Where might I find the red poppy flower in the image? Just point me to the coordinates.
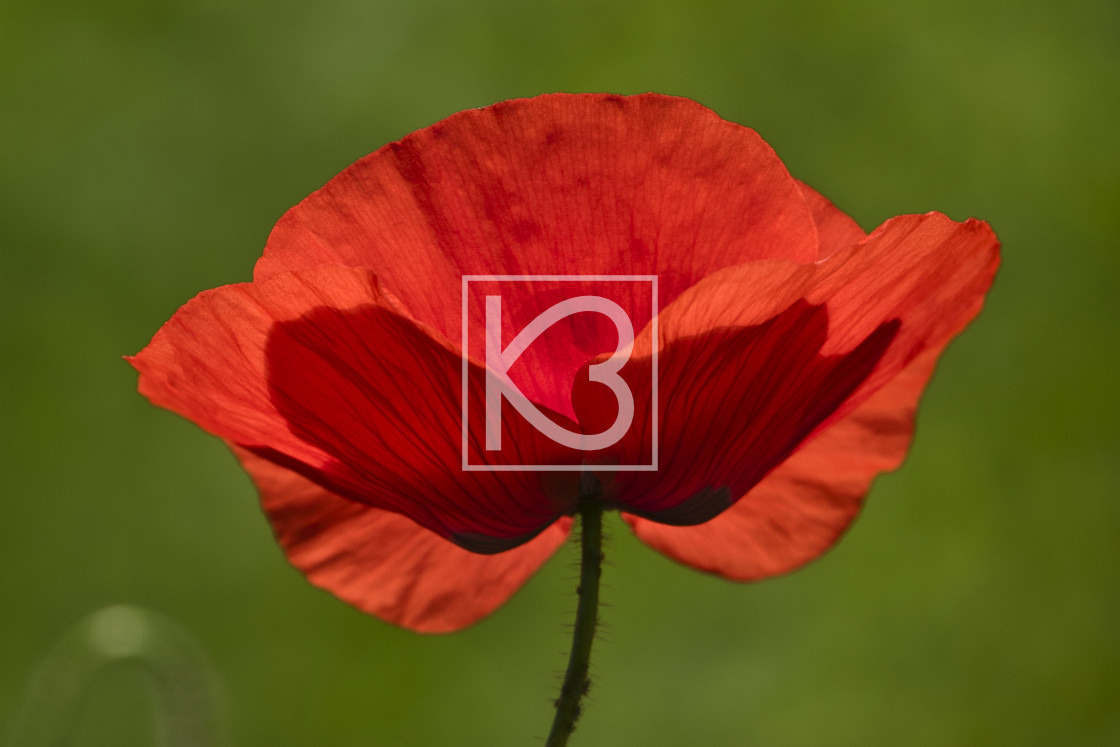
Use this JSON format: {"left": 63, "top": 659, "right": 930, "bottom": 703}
{"left": 130, "top": 93, "right": 999, "bottom": 633}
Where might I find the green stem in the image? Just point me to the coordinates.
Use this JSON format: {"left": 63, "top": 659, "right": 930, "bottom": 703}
{"left": 546, "top": 498, "right": 604, "bottom": 747}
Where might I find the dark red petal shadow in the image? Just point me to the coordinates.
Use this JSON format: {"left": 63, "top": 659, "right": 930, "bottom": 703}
{"left": 254, "top": 93, "right": 819, "bottom": 418}
{"left": 624, "top": 345, "right": 941, "bottom": 579}
{"left": 575, "top": 302, "right": 898, "bottom": 521}
{"left": 130, "top": 264, "right": 579, "bottom": 552}
{"left": 233, "top": 448, "right": 572, "bottom": 632}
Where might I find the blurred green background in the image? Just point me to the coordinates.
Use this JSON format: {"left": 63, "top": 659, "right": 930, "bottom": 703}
{"left": 2, "top": 0, "right": 1117, "bottom": 744}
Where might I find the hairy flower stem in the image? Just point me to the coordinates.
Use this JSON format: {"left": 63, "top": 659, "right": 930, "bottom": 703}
{"left": 545, "top": 497, "right": 604, "bottom": 747}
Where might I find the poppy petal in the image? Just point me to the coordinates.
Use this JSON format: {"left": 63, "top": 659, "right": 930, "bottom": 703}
{"left": 253, "top": 93, "right": 819, "bottom": 417}
{"left": 795, "top": 179, "right": 867, "bottom": 257}
{"left": 575, "top": 300, "right": 898, "bottom": 520}
{"left": 573, "top": 212, "right": 998, "bottom": 527}
{"left": 233, "top": 448, "right": 572, "bottom": 632}
{"left": 130, "top": 264, "right": 575, "bottom": 550}
{"left": 622, "top": 345, "right": 939, "bottom": 579}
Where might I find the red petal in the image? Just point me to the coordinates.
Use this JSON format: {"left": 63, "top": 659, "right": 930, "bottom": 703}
{"left": 130, "top": 264, "right": 576, "bottom": 550}
{"left": 254, "top": 93, "right": 818, "bottom": 416}
{"left": 623, "top": 345, "right": 940, "bottom": 579}
{"left": 575, "top": 300, "right": 897, "bottom": 521}
{"left": 573, "top": 212, "right": 998, "bottom": 529}
{"left": 233, "top": 448, "right": 571, "bottom": 632}
{"left": 795, "top": 179, "right": 866, "bottom": 257}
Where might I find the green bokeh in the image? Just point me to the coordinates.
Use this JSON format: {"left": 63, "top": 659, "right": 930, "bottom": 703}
{"left": 2, "top": 0, "right": 1117, "bottom": 744}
